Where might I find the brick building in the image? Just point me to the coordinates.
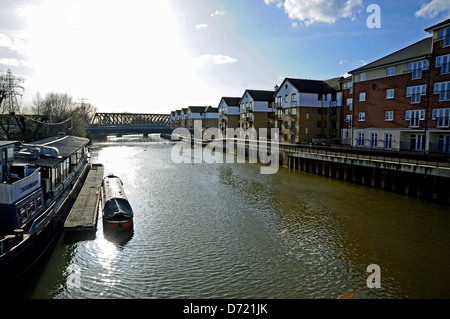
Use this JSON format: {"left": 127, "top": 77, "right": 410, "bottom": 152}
{"left": 348, "top": 18, "right": 450, "bottom": 153}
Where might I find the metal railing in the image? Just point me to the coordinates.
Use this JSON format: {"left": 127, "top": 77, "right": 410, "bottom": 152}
{"left": 279, "top": 142, "right": 450, "bottom": 168}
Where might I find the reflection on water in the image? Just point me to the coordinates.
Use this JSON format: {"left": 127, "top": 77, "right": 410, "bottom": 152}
{"left": 7, "top": 134, "right": 450, "bottom": 299}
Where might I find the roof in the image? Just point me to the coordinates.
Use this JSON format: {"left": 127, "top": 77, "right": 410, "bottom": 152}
{"left": 30, "top": 135, "right": 89, "bottom": 158}
{"left": 14, "top": 135, "right": 89, "bottom": 168}
{"left": 244, "top": 90, "right": 275, "bottom": 102}
{"left": 425, "top": 18, "right": 450, "bottom": 32}
{"left": 188, "top": 106, "right": 207, "bottom": 113}
{"left": 349, "top": 37, "right": 432, "bottom": 74}
{"left": 222, "top": 97, "right": 241, "bottom": 106}
{"left": 278, "top": 77, "right": 342, "bottom": 95}
{"left": 0, "top": 141, "right": 19, "bottom": 148}
{"left": 204, "top": 106, "right": 218, "bottom": 113}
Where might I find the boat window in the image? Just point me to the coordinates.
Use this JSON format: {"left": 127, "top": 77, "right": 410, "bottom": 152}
{"left": 29, "top": 200, "right": 35, "bottom": 213}
{"left": 19, "top": 206, "right": 27, "bottom": 219}
{"left": 36, "top": 195, "right": 43, "bottom": 208}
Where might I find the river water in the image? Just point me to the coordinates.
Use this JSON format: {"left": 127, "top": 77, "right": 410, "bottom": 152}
{"left": 12, "top": 135, "right": 450, "bottom": 298}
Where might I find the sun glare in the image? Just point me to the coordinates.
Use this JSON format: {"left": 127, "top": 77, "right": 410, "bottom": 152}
{"left": 19, "top": 0, "right": 218, "bottom": 113}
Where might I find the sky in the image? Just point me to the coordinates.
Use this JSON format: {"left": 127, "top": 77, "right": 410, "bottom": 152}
{"left": 1, "top": 0, "right": 450, "bottom": 114}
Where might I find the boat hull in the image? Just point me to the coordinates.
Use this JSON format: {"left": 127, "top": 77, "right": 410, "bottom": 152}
{"left": 0, "top": 161, "right": 90, "bottom": 280}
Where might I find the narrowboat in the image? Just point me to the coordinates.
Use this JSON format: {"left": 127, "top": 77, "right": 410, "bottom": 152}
{"left": 0, "top": 135, "right": 91, "bottom": 279}
{"left": 101, "top": 174, "right": 133, "bottom": 230}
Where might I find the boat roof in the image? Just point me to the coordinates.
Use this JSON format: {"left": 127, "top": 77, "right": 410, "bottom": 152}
{"left": 14, "top": 135, "right": 90, "bottom": 168}
{"left": 0, "top": 141, "right": 19, "bottom": 148}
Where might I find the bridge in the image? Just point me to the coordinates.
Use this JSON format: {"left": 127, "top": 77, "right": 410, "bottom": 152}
{"left": 86, "top": 112, "right": 190, "bottom": 136}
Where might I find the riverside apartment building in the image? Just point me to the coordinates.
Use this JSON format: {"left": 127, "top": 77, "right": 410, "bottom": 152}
{"left": 274, "top": 77, "right": 343, "bottom": 144}
{"left": 349, "top": 18, "right": 450, "bottom": 154}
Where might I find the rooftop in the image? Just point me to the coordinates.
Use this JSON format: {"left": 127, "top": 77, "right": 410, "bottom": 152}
{"left": 349, "top": 37, "right": 432, "bottom": 74}
{"left": 244, "top": 90, "right": 275, "bottom": 102}
{"left": 425, "top": 18, "right": 450, "bottom": 32}
{"left": 222, "top": 97, "right": 241, "bottom": 106}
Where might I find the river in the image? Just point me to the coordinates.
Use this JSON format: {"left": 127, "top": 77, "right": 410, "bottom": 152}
{"left": 10, "top": 135, "right": 450, "bottom": 299}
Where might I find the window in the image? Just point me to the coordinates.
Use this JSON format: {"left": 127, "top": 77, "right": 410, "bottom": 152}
{"left": 291, "top": 108, "right": 297, "bottom": 115}
{"left": 371, "top": 133, "right": 378, "bottom": 148}
{"left": 285, "top": 95, "right": 289, "bottom": 103}
{"left": 408, "top": 60, "right": 428, "bottom": 79}
{"left": 432, "top": 108, "right": 450, "bottom": 127}
{"left": 284, "top": 121, "right": 288, "bottom": 129}
{"left": 438, "top": 27, "right": 450, "bottom": 47}
{"left": 434, "top": 81, "right": 450, "bottom": 101}
{"left": 291, "top": 121, "right": 296, "bottom": 129}
{"left": 291, "top": 134, "right": 296, "bottom": 144}
{"left": 386, "top": 89, "right": 394, "bottom": 99}
{"left": 408, "top": 60, "right": 428, "bottom": 80}
{"left": 291, "top": 93, "right": 297, "bottom": 102}
{"left": 358, "top": 133, "right": 365, "bottom": 147}
{"left": 360, "top": 73, "right": 366, "bottom": 81}
{"left": 384, "top": 133, "right": 392, "bottom": 149}
{"left": 405, "top": 109, "right": 425, "bottom": 128}
{"left": 436, "top": 54, "right": 450, "bottom": 74}
{"left": 385, "top": 111, "right": 394, "bottom": 121}
{"left": 359, "top": 112, "right": 366, "bottom": 121}
{"left": 410, "top": 134, "right": 424, "bottom": 151}
{"left": 438, "top": 135, "right": 450, "bottom": 153}
{"left": 347, "top": 98, "right": 353, "bottom": 110}
{"left": 387, "top": 67, "right": 395, "bottom": 77}
{"left": 317, "top": 121, "right": 322, "bottom": 128}
{"left": 406, "top": 85, "right": 427, "bottom": 103}
{"left": 347, "top": 82, "right": 353, "bottom": 94}
{"left": 359, "top": 92, "right": 366, "bottom": 102}
{"left": 346, "top": 115, "right": 353, "bottom": 128}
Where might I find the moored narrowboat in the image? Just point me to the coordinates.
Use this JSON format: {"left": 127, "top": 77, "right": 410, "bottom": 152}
{"left": 101, "top": 174, "right": 133, "bottom": 230}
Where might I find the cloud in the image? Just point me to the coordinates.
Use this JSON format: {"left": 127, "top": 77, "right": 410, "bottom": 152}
{"left": 339, "top": 59, "right": 347, "bottom": 65}
{"left": 0, "top": 58, "right": 20, "bottom": 66}
{"left": 211, "top": 10, "right": 225, "bottom": 17}
{"left": 264, "top": 0, "right": 364, "bottom": 25}
{"left": 359, "top": 59, "right": 367, "bottom": 66}
{"left": 195, "top": 23, "right": 208, "bottom": 29}
{"left": 196, "top": 54, "right": 238, "bottom": 66}
{"left": 415, "top": 0, "right": 450, "bottom": 19}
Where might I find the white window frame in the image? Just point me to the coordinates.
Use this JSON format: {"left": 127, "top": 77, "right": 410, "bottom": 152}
{"left": 438, "top": 27, "right": 450, "bottom": 47}
{"left": 359, "top": 92, "right": 366, "bottom": 102}
{"left": 436, "top": 54, "right": 450, "bottom": 74}
{"left": 408, "top": 60, "right": 428, "bottom": 80}
{"left": 386, "top": 89, "right": 394, "bottom": 99}
{"left": 346, "top": 115, "right": 353, "bottom": 128}
{"left": 406, "top": 85, "right": 427, "bottom": 104}
{"left": 432, "top": 108, "right": 450, "bottom": 128}
{"left": 360, "top": 73, "right": 366, "bottom": 82}
{"left": 371, "top": 133, "right": 378, "bottom": 148}
{"left": 385, "top": 111, "right": 394, "bottom": 121}
{"left": 347, "top": 98, "right": 353, "bottom": 107}
{"left": 291, "top": 108, "right": 297, "bottom": 116}
{"left": 405, "top": 109, "right": 425, "bottom": 128}
{"left": 434, "top": 81, "right": 450, "bottom": 101}
{"left": 384, "top": 133, "right": 392, "bottom": 149}
{"left": 358, "top": 112, "right": 366, "bottom": 122}
{"left": 387, "top": 67, "right": 395, "bottom": 77}
{"left": 357, "top": 133, "right": 365, "bottom": 147}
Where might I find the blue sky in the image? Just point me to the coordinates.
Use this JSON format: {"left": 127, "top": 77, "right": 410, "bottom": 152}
{"left": 1, "top": 0, "right": 450, "bottom": 114}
